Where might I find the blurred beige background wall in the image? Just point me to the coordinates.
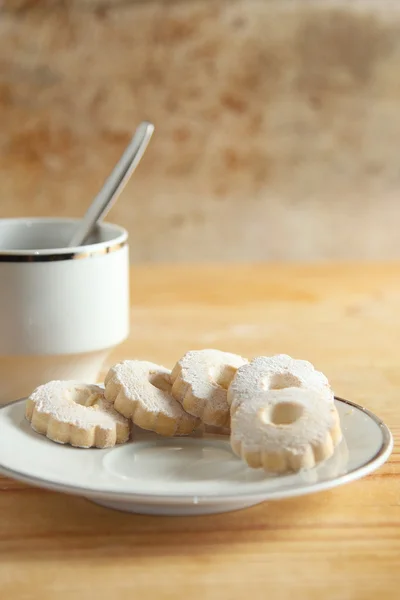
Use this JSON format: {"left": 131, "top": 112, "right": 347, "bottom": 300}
{"left": 1, "top": 0, "right": 400, "bottom": 261}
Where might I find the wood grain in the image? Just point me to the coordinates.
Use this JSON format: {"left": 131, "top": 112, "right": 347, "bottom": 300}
{"left": 1, "top": 264, "right": 399, "bottom": 599}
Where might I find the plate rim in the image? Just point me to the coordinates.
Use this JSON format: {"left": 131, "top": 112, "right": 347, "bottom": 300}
{"left": 0, "top": 396, "right": 393, "bottom": 506}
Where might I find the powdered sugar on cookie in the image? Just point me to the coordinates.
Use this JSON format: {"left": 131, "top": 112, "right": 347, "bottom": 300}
{"left": 171, "top": 349, "right": 247, "bottom": 427}
{"left": 25, "top": 381, "right": 130, "bottom": 448}
{"left": 228, "top": 354, "right": 333, "bottom": 412}
{"left": 105, "top": 360, "right": 199, "bottom": 436}
{"left": 230, "top": 387, "right": 342, "bottom": 473}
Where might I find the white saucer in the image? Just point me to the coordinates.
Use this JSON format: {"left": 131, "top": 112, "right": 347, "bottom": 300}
{"left": 0, "top": 398, "right": 392, "bottom": 516}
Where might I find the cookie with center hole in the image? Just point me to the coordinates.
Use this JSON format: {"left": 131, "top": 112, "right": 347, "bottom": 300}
{"left": 230, "top": 387, "right": 342, "bottom": 474}
{"left": 170, "top": 349, "right": 248, "bottom": 428}
{"left": 105, "top": 360, "right": 199, "bottom": 436}
{"left": 25, "top": 381, "right": 130, "bottom": 448}
{"left": 228, "top": 354, "right": 333, "bottom": 414}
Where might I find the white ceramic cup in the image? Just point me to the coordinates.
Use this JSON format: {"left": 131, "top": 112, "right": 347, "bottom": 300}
{"left": 0, "top": 218, "right": 129, "bottom": 404}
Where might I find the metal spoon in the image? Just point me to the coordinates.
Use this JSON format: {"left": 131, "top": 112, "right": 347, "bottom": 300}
{"left": 68, "top": 121, "right": 154, "bottom": 247}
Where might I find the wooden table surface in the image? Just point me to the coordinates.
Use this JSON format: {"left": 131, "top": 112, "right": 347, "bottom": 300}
{"left": 1, "top": 264, "right": 399, "bottom": 599}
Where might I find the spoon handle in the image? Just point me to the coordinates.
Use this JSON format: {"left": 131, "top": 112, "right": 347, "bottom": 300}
{"left": 68, "top": 121, "right": 154, "bottom": 248}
